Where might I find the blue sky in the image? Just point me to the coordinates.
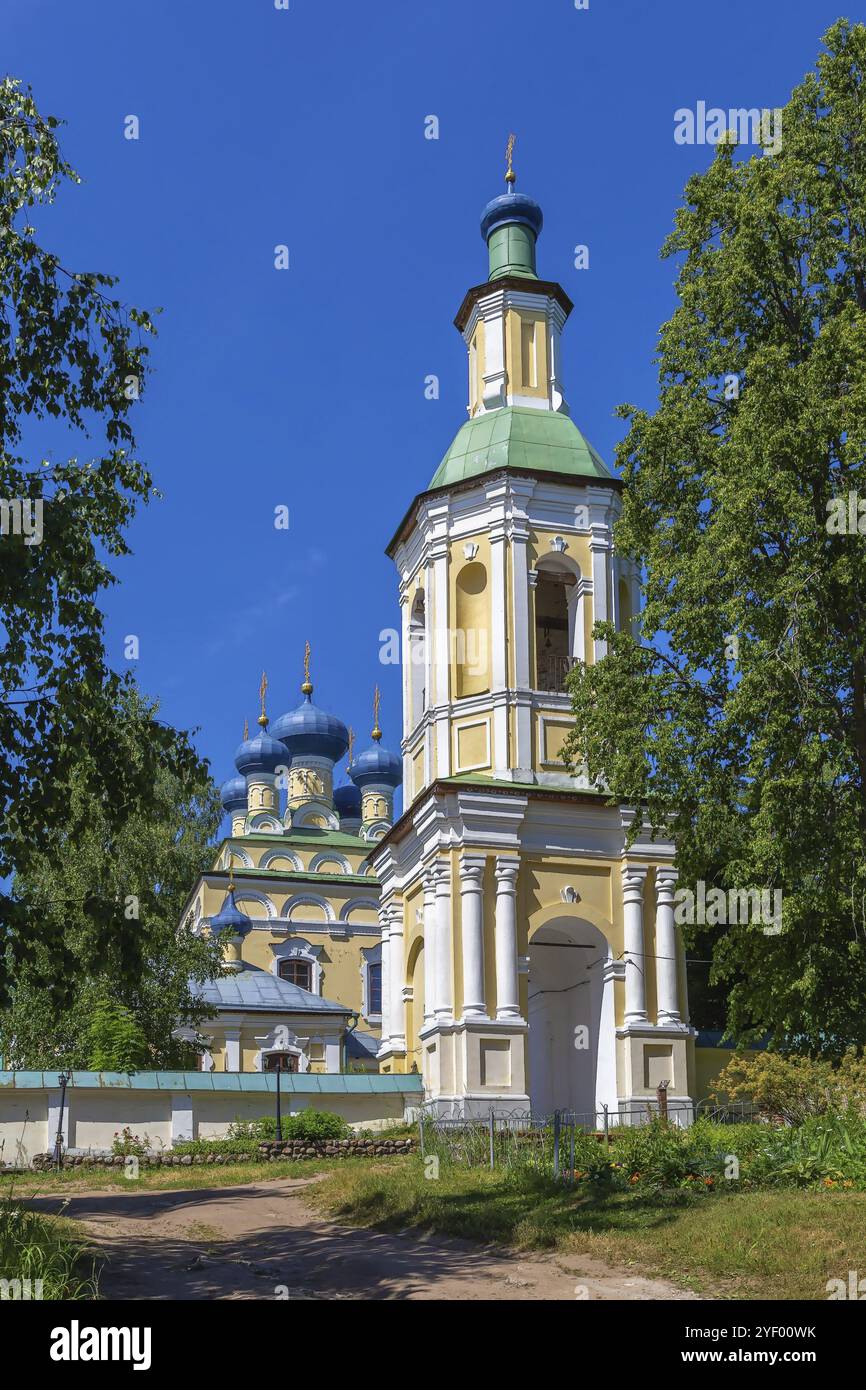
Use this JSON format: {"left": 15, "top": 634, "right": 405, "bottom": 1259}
{"left": 4, "top": 0, "right": 848, "bottom": 818}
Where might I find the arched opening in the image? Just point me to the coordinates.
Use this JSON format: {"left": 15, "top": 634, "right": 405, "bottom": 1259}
{"left": 535, "top": 567, "right": 575, "bottom": 692}
{"left": 527, "top": 917, "right": 614, "bottom": 1118}
{"left": 409, "top": 589, "right": 426, "bottom": 726}
{"left": 455, "top": 562, "right": 489, "bottom": 698}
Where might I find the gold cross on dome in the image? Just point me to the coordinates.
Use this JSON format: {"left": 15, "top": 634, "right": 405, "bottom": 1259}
{"left": 258, "top": 670, "right": 268, "bottom": 726}
{"left": 505, "top": 132, "right": 516, "bottom": 185}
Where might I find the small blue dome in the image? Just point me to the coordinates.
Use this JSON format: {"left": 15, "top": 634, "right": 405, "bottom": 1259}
{"left": 233, "top": 725, "right": 289, "bottom": 777}
{"left": 210, "top": 885, "right": 250, "bottom": 935}
{"left": 480, "top": 191, "right": 543, "bottom": 242}
{"left": 219, "top": 774, "right": 247, "bottom": 814}
{"left": 271, "top": 693, "right": 349, "bottom": 764}
{"left": 349, "top": 741, "right": 403, "bottom": 790}
{"left": 334, "top": 783, "right": 362, "bottom": 820}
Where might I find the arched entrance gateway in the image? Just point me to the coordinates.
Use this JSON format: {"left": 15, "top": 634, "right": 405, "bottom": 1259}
{"left": 527, "top": 916, "right": 619, "bottom": 1119}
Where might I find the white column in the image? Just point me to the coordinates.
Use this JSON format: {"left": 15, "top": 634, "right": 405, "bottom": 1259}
{"left": 224, "top": 1029, "right": 241, "bottom": 1072}
{"left": 378, "top": 908, "right": 391, "bottom": 1052}
{"left": 494, "top": 856, "right": 521, "bottom": 1020}
{"left": 459, "top": 853, "right": 487, "bottom": 1019}
{"left": 590, "top": 530, "right": 610, "bottom": 662}
{"left": 434, "top": 859, "right": 454, "bottom": 1022}
{"left": 622, "top": 864, "right": 648, "bottom": 1024}
{"left": 388, "top": 902, "right": 407, "bottom": 1050}
{"left": 655, "top": 868, "right": 682, "bottom": 1026}
{"left": 422, "top": 867, "right": 437, "bottom": 1023}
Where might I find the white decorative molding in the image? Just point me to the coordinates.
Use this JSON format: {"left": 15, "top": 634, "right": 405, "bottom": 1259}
{"left": 281, "top": 893, "right": 336, "bottom": 924}
{"left": 560, "top": 886, "right": 580, "bottom": 904}
{"left": 462, "top": 541, "right": 479, "bottom": 560}
{"left": 550, "top": 535, "right": 568, "bottom": 553}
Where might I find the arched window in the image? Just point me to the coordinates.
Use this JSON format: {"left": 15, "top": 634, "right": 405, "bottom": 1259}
{"left": 278, "top": 958, "right": 312, "bottom": 992}
{"left": 263, "top": 1052, "right": 298, "bottom": 1073}
{"left": 455, "top": 562, "right": 489, "bottom": 698}
{"left": 535, "top": 568, "right": 575, "bottom": 691}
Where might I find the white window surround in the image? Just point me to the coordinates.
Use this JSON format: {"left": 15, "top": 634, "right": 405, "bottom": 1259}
{"left": 339, "top": 897, "right": 381, "bottom": 924}
{"left": 360, "top": 944, "right": 383, "bottom": 1023}
{"left": 269, "top": 938, "right": 323, "bottom": 994}
{"left": 253, "top": 1026, "right": 311, "bottom": 1073}
{"left": 260, "top": 849, "right": 304, "bottom": 872}
{"left": 308, "top": 851, "right": 352, "bottom": 875}
{"left": 281, "top": 893, "right": 336, "bottom": 924}
{"left": 233, "top": 890, "right": 279, "bottom": 919}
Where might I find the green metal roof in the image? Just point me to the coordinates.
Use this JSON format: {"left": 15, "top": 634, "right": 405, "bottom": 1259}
{"left": 0, "top": 1070, "right": 423, "bottom": 1094}
{"left": 429, "top": 406, "right": 611, "bottom": 489}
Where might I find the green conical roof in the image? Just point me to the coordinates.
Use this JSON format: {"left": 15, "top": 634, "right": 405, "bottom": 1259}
{"left": 429, "top": 406, "right": 611, "bottom": 490}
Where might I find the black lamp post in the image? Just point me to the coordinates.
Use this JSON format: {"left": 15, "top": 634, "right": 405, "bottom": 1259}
{"left": 274, "top": 1055, "right": 285, "bottom": 1143}
{"left": 53, "top": 1070, "right": 71, "bottom": 1170}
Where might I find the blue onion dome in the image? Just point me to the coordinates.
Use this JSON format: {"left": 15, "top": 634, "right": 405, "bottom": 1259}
{"left": 271, "top": 686, "right": 349, "bottom": 765}
{"left": 334, "top": 782, "right": 362, "bottom": 820}
{"left": 349, "top": 729, "right": 403, "bottom": 790}
{"left": 233, "top": 719, "right": 289, "bottom": 777}
{"left": 219, "top": 773, "right": 247, "bottom": 814}
{"left": 480, "top": 189, "right": 543, "bottom": 242}
{"left": 210, "top": 880, "right": 250, "bottom": 935}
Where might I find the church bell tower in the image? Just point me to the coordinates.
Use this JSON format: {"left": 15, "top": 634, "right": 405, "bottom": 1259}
{"left": 371, "top": 147, "right": 693, "bottom": 1119}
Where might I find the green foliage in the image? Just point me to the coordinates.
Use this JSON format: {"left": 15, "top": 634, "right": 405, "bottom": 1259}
{"left": 0, "top": 687, "right": 223, "bottom": 1068}
{"left": 110, "top": 1127, "right": 151, "bottom": 1158}
{"left": 711, "top": 1048, "right": 866, "bottom": 1123}
{"left": 0, "top": 1193, "right": 99, "bottom": 1299}
{"left": 0, "top": 77, "right": 213, "bottom": 1007}
{"left": 229, "top": 1110, "right": 349, "bottom": 1142}
{"left": 173, "top": 1111, "right": 350, "bottom": 1156}
{"left": 86, "top": 997, "right": 149, "bottom": 1072}
{"left": 563, "top": 21, "right": 866, "bottom": 1052}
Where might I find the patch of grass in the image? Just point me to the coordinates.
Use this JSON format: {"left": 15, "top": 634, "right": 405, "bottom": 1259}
{"left": 310, "top": 1156, "right": 866, "bottom": 1300}
{"left": 0, "top": 1191, "right": 99, "bottom": 1299}
{"left": 0, "top": 1156, "right": 373, "bottom": 1198}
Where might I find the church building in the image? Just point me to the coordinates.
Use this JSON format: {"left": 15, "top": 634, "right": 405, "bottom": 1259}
{"left": 183, "top": 161, "right": 701, "bottom": 1119}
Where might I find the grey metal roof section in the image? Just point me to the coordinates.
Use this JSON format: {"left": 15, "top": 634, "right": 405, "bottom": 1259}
{"left": 345, "top": 1030, "right": 380, "bottom": 1060}
{"left": 194, "top": 964, "right": 350, "bottom": 1015}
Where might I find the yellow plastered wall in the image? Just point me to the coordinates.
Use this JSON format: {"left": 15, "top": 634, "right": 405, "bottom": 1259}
{"left": 453, "top": 716, "right": 491, "bottom": 774}
{"left": 505, "top": 309, "right": 548, "bottom": 399}
{"left": 695, "top": 1047, "right": 735, "bottom": 1099}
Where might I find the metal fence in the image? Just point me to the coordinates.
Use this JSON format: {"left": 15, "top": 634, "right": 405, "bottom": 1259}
{"left": 417, "top": 1098, "right": 759, "bottom": 1181}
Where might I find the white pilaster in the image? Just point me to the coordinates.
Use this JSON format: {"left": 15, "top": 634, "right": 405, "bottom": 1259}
{"left": 387, "top": 902, "right": 407, "bottom": 1050}
{"left": 621, "top": 864, "right": 648, "bottom": 1024}
{"left": 489, "top": 522, "right": 509, "bottom": 765}
{"left": 655, "top": 868, "right": 682, "bottom": 1026}
{"left": 378, "top": 908, "right": 391, "bottom": 1050}
{"left": 224, "top": 1029, "right": 241, "bottom": 1072}
{"left": 422, "top": 867, "right": 437, "bottom": 1022}
{"left": 459, "top": 854, "right": 487, "bottom": 1019}
{"left": 171, "top": 1092, "right": 194, "bottom": 1144}
{"left": 590, "top": 529, "right": 610, "bottom": 662}
{"left": 494, "top": 856, "right": 521, "bottom": 1020}
{"left": 434, "top": 859, "right": 454, "bottom": 1022}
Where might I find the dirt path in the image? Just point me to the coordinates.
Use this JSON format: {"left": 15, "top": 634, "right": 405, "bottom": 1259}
{"left": 29, "top": 1177, "right": 699, "bottom": 1301}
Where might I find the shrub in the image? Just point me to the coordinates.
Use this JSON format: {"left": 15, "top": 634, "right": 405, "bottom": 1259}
{"left": 710, "top": 1049, "right": 866, "bottom": 1124}
{"left": 111, "top": 1127, "right": 150, "bottom": 1157}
